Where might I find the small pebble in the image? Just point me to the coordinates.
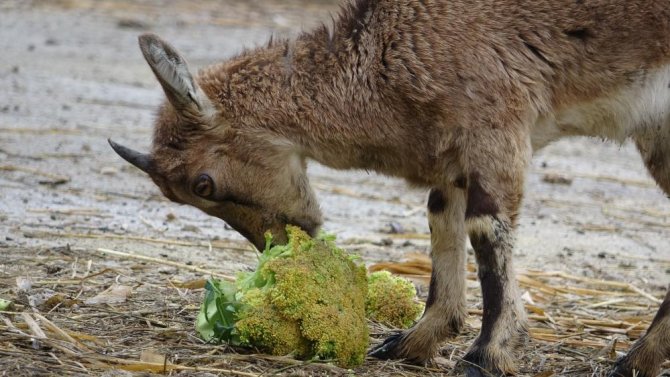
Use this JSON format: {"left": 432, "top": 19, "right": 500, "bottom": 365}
{"left": 543, "top": 173, "right": 573, "bottom": 185}
{"left": 182, "top": 224, "right": 201, "bottom": 233}
{"left": 386, "top": 221, "right": 404, "bottom": 234}
{"left": 100, "top": 166, "right": 118, "bottom": 175}
{"left": 379, "top": 238, "right": 393, "bottom": 246}
{"left": 44, "top": 265, "right": 63, "bottom": 274}
{"left": 117, "top": 18, "right": 150, "bottom": 30}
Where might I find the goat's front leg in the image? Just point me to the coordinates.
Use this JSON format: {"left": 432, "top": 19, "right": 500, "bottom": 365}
{"left": 460, "top": 128, "right": 531, "bottom": 376}
{"left": 370, "top": 184, "right": 468, "bottom": 362}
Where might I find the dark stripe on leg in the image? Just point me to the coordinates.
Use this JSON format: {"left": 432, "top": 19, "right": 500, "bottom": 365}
{"left": 465, "top": 173, "right": 499, "bottom": 219}
{"left": 454, "top": 175, "right": 467, "bottom": 190}
{"left": 428, "top": 188, "right": 447, "bottom": 214}
{"left": 470, "top": 232, "right": 505, "bottom": 344}
{"left": 425, "top": 269, "right": 438, "bottom": 309}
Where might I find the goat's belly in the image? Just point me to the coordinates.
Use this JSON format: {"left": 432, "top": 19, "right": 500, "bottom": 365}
{"left": 532, "top": 65, "right": 670, "bottom": 151}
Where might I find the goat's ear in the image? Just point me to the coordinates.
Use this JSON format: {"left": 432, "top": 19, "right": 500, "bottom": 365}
{"left": 138, "top": 33, "right": 201, "bottom": 111}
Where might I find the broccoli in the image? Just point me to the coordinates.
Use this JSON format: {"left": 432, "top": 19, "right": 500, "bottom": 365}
{"left": 196, "top": 226, "right": 369, "bottom": 368}
{"left": 366, "top": 270, "right": 424, "bottom": 329}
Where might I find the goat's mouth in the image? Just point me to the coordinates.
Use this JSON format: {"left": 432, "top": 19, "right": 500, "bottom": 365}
{"left": 286, "top": 217, "right": 321, "bottom": 238}
{"left": 231, "top": 224, "right": 268, "bottom": 252}
{"left": 253, "top": 216, "right": 321, "bottom": 251}
{"left": 205, "top": 203, "right": 321, "bottom": 252}
{"left": 245, "top": 217, "right": 322, "bottom": 252}
{"left": 206, "top": 205, "right": 321, "bottom": 252}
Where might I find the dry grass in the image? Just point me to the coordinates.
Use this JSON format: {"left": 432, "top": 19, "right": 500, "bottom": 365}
{"left": 1, "top": 243, "right": 668, "bottom": 377}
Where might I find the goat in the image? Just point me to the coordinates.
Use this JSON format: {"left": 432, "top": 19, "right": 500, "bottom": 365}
{"left": 109, "top": 0, "right": 670, "bottom": 375}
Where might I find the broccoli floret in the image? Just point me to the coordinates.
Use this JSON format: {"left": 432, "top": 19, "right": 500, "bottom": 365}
{"left": 235, "top": 288, "right": 310, "bottom": 357}
{"left": 196, "top": 226, "right": 369, "bottom": 367}
{"left": 268, "top": 234, "right": 368, "bottom": 367}
{"left": 366, "top": 270, "right": 424, "bottom": 329}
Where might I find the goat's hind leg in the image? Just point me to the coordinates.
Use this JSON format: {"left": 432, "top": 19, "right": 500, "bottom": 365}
{"left": 369, "top": 185, "right": 468, "bottom": 363}
{"left": 609, "top": 129, "right": 670, "bottom": 377}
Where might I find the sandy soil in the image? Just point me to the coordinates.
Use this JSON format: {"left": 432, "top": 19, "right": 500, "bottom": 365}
{"left": 1, "top": 1, "right": 669, "bottom": 376}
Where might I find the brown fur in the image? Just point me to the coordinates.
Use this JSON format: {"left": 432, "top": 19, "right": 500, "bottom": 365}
{"left": 112, "top": 1, "right": 670, "bottom": 375}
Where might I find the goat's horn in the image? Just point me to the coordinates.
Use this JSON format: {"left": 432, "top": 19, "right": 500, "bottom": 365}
{"left": 108, "top": 139, "right": 154, "bottom": 174}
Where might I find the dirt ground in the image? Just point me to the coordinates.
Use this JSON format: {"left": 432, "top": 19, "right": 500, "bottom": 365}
{"left": 1, "top": 1, "right": 669, "bottom": 376}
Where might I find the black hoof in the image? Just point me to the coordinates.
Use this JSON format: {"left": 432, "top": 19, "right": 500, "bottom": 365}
{"left": 464, "top": 365, "right": 497, "bottom": 377}
{"left": 461, "top": 350, "right": 506, "bottom": 377}
{"left": 368, "top": 331, "right": 405, "bottom": 360}
{"left": 463, "top": 365, "right": 507, "bottom": 377}
{"left": 607, "top": 362, "right": 626, "bottom": 377}
{"left": 607, "top": 360, "right": 653, "bottom": 377}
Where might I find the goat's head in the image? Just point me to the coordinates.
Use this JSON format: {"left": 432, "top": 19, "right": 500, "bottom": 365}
{"left": 109, "top": 34, "right": 322, "bottom": 250}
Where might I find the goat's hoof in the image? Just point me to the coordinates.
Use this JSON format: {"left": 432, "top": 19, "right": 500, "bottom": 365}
{"left": 607, "top": 358, "right": 654, "bottom": 377}
{"left": 368, "top": 331, "right": 405, "bottom": 360}
{"left": 464, "top": 365, "right": 503, "bottom": 377}
{"left": 368, "top": 331, "right": 428, "bottom": 364}
{"left": 606, "top": 367, "right": 626, "bottom": 377}
{"left": 462, "top": 363, "right": 507, "bottom": 377}
{"left": 461, "top": 349, "right": 511, "bottom": 377}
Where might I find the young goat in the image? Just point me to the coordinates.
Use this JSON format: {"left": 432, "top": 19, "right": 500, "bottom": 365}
{"left": 109, "top": 0, "right": 670, "bottom": 375}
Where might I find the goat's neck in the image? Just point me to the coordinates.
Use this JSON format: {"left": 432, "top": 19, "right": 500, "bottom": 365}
{"left": 282, "top": 32, "right": 407, "bottom": 171}
{"left": 202, "top": 28, "right": 435, "bottom": 181}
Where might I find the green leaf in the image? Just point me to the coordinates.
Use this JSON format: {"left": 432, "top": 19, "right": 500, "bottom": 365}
{"left": 0, "top": 299, "right": 11, "bottom": 311}
{"left": 196, "top": 278, "right": 245, "bottom": 345}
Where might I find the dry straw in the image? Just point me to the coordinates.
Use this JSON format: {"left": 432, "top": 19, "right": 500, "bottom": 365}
{"left": 1, "top": 244, "right": 668, "bottom": 376}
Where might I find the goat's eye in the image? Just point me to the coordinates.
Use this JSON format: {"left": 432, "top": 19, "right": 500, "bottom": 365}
{"left": 193, "top": 174, "right": 214, "bottom": 198}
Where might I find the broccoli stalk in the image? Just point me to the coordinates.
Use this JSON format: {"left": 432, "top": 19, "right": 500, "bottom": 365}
{"left": 196, "top": 226, "right": 369, "bottom": 368}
